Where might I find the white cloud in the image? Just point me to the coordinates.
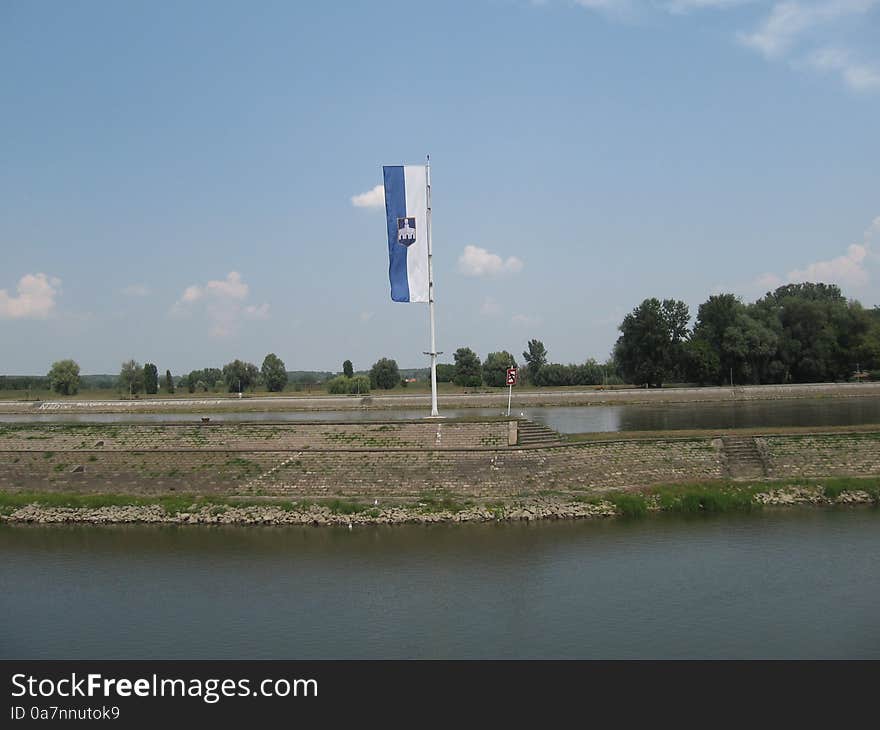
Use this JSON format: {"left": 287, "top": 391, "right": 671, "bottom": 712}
{"left": 175, "top": 271, "right": 268, "bottom": 337}
{"left": 480, "top": 296, "right": 501, "bottom": 317}
{"left": 806, "top": 47, "right": 880, "bottom": 90}
{"left": 574, "top": 0, "right": 629, "bottom": 9}
{"left": 351, "top": 184, "right": 385, "bottom": 209}
{"left": 564, "top": 0, "right": 880, "bottom": 91}
{"left": 747, "top": 217, "right": 878, "bottom": 293}
{"left": 739, "top": 2, "right": 823, "bottom": 58}
{"left": 206, "top": 271, "right": 248, "bottom": 300}
{"left": 753, "top": 272, "right": 784, "bottom": 292}
{"left": 244, "top": 303, "right": 270, "bottom": 319}
{"left": 788, "top": 242, "right": 870, "bottom": 287}
{"left": 511, "top": 313, "right": 543, "bottom": 328}
{"left": 458, "top": 245, "right": 524, "bottom": 277}
{"left": 180, "top": 285, "right": 203, "bottom": 303}
{"left": 735, "top": 1, "right": 880, "bottom": 91}
{"left": 738, "top": 0, "right": 878, "bottom": 58}
{"left": 121, "top": 283, "right": 150, "bottom": 297}
{"left": 0, "top": 273, "right": 61, "bottom": 319}
{"left": 664, "top": 0, "right": 755, "bottom": 13}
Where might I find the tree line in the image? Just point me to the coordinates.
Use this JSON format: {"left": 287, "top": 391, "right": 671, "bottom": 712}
{"left": 39, "top": 354, "right": 291, "bottom": 397}
{"left": 614, "top": 283, "right": 880, "bottom": 387}
{"left": 22, "top": 281, "right": 880, "bottom": 397}
{"left": 431, "top": 344, "right": 618, "bottom": 388}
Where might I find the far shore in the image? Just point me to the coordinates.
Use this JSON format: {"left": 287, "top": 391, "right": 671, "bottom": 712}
{"left": 1, "top": 381, "right": 879, "bottom": 415}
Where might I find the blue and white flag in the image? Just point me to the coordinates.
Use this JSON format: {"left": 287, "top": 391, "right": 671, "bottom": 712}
{"left": 383, "top": 165, "right": 429, "bottom": 303}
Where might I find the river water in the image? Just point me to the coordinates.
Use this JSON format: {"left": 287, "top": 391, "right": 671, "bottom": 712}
{"left": 2, "top": 509, "right": 878, "bottom": 659}
{"left": 2, "top": 396, "right": 879, "bottom": 433}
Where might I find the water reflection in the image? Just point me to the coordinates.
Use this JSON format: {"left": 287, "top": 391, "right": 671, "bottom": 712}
{"left": 2, "top": 510, "right": 879, "bottom": 659}
{"left": 1, "top": 397, "right": 879, "bottom": 433}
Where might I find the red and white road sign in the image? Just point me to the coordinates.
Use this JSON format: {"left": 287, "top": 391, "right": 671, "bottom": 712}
{"left": 506, "top": 367, "right": 518, "bottom": 386}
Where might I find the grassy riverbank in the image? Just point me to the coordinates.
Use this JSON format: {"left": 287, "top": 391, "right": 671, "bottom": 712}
{"left": 2, "top": 477, "right": 877, "bottom": 525}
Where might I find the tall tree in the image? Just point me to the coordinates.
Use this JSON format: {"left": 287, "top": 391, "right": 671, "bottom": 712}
{"left": 342, "top": 360, "right": 354, "bottom": 378}
{"left": 47, "top": 359, "right": 80, "bottom": 396}
{"left": 722, "top": 312, "right": 778, "bottom": 384}
{"left": 453, "top": 347, "right": 482, "bottom": 387}
{"left": 751, "top": 283, "right": 857, "bottom": 383}
{"left": 683, "top": 338, "right": 720, "bottom": 386}
{"left": 522, "top": 339, "right": 548, "bottom": 384}
{"left": 435, "top": 363, "right": 456, "bottom": 382}
{"left": 261, "top": 353, "right": 288, "bottom": 392}
{"left": 369, "top": 358, "right": 400, "bottom": 390}
{"left": 482, "top": 351, "right": 517, "bottom": 387}
{"left": 222, "top": 360, "right": 259, "bottom": 393}
{"left": 185, "top": 370, "right": 202, "bottom": 393}
{"left": 691, "top": 294, "right": 745, "bottom": 384}
{"left": 143, "top": 363, "right": 159, "bottom": 394}
{"left": 614, "top": 298, "right": 690, "bottom": 387}
{"left": 203, "top": 368, "right": 223, "bottom": 388}
{"left": 164, "top": 369, "right": 175, "bottom": 394}
{"left": 119, "top": 360, "right": 144, "bottom": 395}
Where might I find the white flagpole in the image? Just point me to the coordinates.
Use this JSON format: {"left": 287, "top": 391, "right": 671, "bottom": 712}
{"left": 425, "top": 155, "right": 440, "bottom": 417}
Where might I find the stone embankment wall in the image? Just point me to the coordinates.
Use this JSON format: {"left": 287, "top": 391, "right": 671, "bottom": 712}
{"left": 1, "top": 421, "right": 878, "bottom": 501}
{"left": 761, "top": 433, "right": 880, "bottom": 479}
{"left": 0, "top": 421, "right": 513, "bottom": 452}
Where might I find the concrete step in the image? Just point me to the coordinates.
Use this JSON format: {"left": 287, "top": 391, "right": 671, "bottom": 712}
{"left": 517, "top": 420, "right": 563, "bottom": 447}
{"left": 722, "top": 436, "right": 767, "bottom": 478}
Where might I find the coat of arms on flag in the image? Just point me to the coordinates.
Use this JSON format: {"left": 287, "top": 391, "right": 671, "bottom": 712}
{"left": 397, "top": 217, "right": 416, "bottom": 246}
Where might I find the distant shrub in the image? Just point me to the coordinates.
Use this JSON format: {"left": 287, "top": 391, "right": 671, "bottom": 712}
{"left": 326, "top": 375, "right": 370, "bottom": 395}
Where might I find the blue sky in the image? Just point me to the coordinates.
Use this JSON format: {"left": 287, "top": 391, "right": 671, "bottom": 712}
{"left": 1, "top": 0, "right": 878, "bottom": 374}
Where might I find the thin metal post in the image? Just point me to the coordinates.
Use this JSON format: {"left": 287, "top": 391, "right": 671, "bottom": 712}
{"left": 426, "top": 156, "right": 439, "bottom": 417}
{"left": 507, "top": 384, "right": 512, "bottom": 417}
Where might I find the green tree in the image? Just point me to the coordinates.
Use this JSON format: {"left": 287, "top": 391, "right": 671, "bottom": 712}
{"left": 614, "top": 298, "right": 690, "bottom": 387}
{"left": 482, "top": 351, "right": 517, "bottom": 387}
{"left": 533, "top": 363, "right": 570, "bottom": 386}
{"left": 261, "top": 353, "right": 288, "bottom": 392}
{"left": 326, "top": 375, "right": 371, "bottom": 395}
{"left": 692, "top": 294, "right": 746, "bottom": 384}
{"left": 522, "top": 339, "right": 548, "bottom": 384}
{"left": 351, "top": 375, "right": 370, "bottom": 394}
{"left": 222, "top": 360, "right": 259, "bottom": 393}
{"left": 369, "top": 358, "right": 400, "bottom": 390}
{"left": 435, "top": 363, "right": 455, "bottom": 382}
{"left": 203, "top": 368, "right": 222, "bottom": 388}
{"left": 327, "top": 376, "right": 350, "bottom": 394}
{"left": 47, "top": 359, "right": 80, "bottom": 396}
{"left": 342, "top": 360, "right": 354, "bottom": 378}
{"left": 453, "top": 347, "right": 482, "bottom": 387}
{"left": 722, "top": 312, "right": 778, "bottom": 384}
{"left": 683, "top": 338, "right": 721, "bottom": 385}
{"left": 750, "top": 283, "right": 863, "bottom": 383}
{"left": 185, "top": 370, "right": 202, "bottom": 393}
{"left": 119, "top": 360, "right": 144, "bottom": 395}
{"left": 164, "top": 369, "right": 175, "bottom": 394}
{"left": 143, "top": 363, "right": 159, "bottom": 394}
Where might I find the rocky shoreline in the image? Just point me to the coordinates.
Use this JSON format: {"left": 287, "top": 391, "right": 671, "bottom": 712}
{"left": 1, "top": 487, "right": 875, "bottom": 526}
